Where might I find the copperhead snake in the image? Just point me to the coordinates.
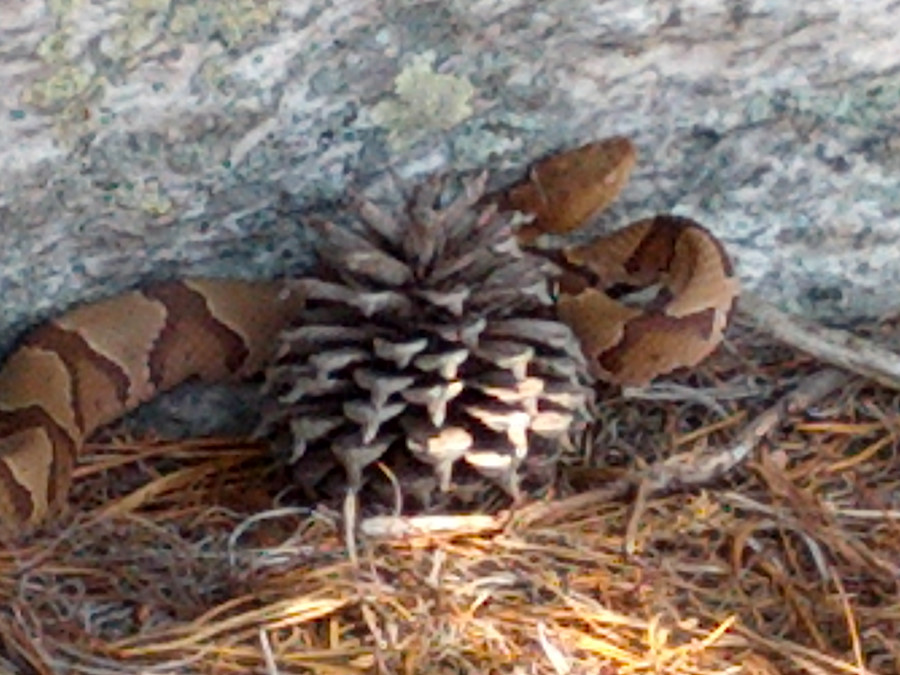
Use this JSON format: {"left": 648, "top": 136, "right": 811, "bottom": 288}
{"left": 0, "top": 137, "right": 739, "bottom": 529}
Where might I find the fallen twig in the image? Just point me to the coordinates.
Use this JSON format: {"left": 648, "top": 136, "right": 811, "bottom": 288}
{"left": 639, "top": 367, "right": 851, "bottom": 494}
{"left": 739, "top": 292, "right": 900, "bottom": 390}
{"left": 624, "top": 367, "right": 851, "bottom": 554}
{"left": 359, "top": 513, "right": 502, "bottom": 540}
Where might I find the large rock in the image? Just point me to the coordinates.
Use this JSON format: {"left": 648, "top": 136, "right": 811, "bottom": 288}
{"left": 1, "top": 0, "right": 898, "bottom": 355}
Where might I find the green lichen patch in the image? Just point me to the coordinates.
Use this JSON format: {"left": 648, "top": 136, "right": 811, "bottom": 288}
{"left": 370, "top": 51, "right": 475, "bottom": 150}
{"left": 168, "top": 0, "right": 280, "bottom": 48}
{"left": 23, "top": 64, "right": 93, "bottom": 110}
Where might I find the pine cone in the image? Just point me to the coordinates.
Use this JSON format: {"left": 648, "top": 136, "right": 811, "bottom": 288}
{"left": 260, "top": 173, "right": 593, "bottom": 509}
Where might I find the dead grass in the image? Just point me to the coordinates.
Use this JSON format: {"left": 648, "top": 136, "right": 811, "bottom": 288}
{"left": 2, "top": 321, "right": 899, "bottom": 674}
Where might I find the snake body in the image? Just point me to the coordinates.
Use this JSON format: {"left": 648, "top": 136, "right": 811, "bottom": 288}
{"left": 495, "top": 137, "right": 739, "bottom": 386}
{"left": 0, "top": 280, "right": 306, "bottom": 527}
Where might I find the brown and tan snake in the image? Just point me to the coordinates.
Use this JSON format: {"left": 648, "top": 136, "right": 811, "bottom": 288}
{"left": 0, "top": 137, "right": 739, "bottom": 529}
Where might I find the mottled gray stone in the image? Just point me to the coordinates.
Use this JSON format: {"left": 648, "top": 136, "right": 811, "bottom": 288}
{"left": 1, "top": 0, "right": 899, "bottom": 358}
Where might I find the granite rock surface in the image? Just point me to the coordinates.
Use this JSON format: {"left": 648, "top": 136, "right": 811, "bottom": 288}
{"left": 1, "top": 0, "right": 898, "bottom": 355}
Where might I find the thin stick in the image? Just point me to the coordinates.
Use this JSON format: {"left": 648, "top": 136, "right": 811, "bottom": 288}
{"left": 739, "top": 292, "right": 900, "bottom": 390}
{"left": 639, "top": 367, "right": 851, "bottom": 494}
{"left": 624, "top": 367, "right": 850, "bottom": 554}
